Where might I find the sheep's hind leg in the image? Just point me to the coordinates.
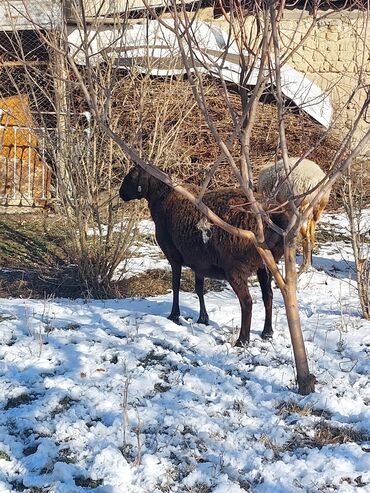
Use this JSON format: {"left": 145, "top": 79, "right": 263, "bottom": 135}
{"left": 298, "top": 236, "right": 312, "bottom": 274}
{"left": 195, "top": 275, "right": 209, "bottom": 325}
{"left": 257, "top": 267, "right": 273, "bottom": 339}
{"left": 298, "top": 222, "right": 313, "bottom": 274}
{"left": 228, "top": 273, "right": 252, "bottom": 347}
{"left": 168, "top": 263, "right": 182, "bottom": 324}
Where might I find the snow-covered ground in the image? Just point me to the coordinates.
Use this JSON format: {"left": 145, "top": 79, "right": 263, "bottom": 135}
{"left": 0, "top": 212, "right": 369, "bottom": 493}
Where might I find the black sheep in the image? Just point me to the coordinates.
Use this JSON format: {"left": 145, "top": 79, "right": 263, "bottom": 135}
{"left": 120, "top": 166, "right": 288, "bottom": 346}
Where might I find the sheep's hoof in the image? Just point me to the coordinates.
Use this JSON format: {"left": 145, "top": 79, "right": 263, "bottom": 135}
{"left": 298, "top": 263, "right": 311, "bottom": 275}
{"left": 196, "top": 316, "right": 209, "bottom": 325}
{"left": 234, "top": 338, "right": 249, "bottom": 348}
{"left": 167, "top": 314, "right": 181, "bottom": 325}
{"left": 261, "top": 330, "right": 273, "bottom": 340}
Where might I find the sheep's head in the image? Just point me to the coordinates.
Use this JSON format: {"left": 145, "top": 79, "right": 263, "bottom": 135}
{"left": 119, "top": 166, "right": 150, "bottom": 201}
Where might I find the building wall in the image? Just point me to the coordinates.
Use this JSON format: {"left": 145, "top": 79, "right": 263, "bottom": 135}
{"left": 65, "top": 0, "right": 194, "bottom": 19}
{"left": 0, "top": 1, "right": 59, "bottom": 30}
{"left": 202, "top": 8, "right": 370, "bottom": 155}
{"left": 279, "top": 9, "right": 369, "bottom": 154}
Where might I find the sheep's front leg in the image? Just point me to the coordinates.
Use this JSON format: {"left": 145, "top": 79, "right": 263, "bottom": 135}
{"left": 195, "top": 274, "right": 209, "bottom": 325}
{"left": 228, "top": 273, "right": 252, "bottom": 346}
{"left": 168, "top": 263, "right": 182, "bottom": 324}
{"left": 257, "top": 267, "right": 273, "bottom": 339}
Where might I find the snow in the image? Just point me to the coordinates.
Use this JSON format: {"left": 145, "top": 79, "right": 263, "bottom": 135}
{"left": 0, "top": 212, "right": 370, "bottom": 492}
{"left": 68, "top": 19, "right": 333, "bottom": 128}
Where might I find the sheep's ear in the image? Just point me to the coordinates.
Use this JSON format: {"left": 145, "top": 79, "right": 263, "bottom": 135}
{"left": 135, "top": 166, "right": 150, "bottom": 197}
{"left": 131, "top": 166, "right": 140, "bottom": 180}
{"left": 131, "top": 166, "right": 143, "bottom": 191}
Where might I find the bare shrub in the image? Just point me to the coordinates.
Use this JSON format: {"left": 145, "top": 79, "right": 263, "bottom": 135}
{"left": 342, "top": 158, "right": 370, "bottom": 319}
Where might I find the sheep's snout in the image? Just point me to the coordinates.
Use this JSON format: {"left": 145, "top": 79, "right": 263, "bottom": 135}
{"left": 119, "top": 166, "right": 145, "bottom": 202}
{"left": 119, "top": 181, "right": 132, "bottom": 201}
{"left": 119, "top": 175, "right": 139, "bottom": 201}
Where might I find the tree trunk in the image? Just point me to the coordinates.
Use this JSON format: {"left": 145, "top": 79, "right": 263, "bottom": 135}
{"left": 51, "top": 5, "right": 72, "bottom": 198}
{"left": 283, "top": 239, "right": 316, "bottom": 395}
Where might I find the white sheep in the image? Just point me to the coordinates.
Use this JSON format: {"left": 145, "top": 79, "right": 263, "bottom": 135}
{"left": 258, "top": 157, "right": 331, "bottom": 272}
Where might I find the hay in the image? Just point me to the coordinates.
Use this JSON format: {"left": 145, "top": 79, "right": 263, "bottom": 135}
{"left": 113, "top": 77, "right": 342, "bottom": 198}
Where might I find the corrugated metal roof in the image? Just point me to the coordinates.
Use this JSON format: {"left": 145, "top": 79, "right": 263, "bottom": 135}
{"left": 68, "top": 20, "right": 333, "bottom": 128}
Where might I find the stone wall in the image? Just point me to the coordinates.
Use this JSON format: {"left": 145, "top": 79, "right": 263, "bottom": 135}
{"left": 201, "top": 8, "right": 370, "bottom": 156}
{"left": 279, "top": 10, "right": 369, "bottom": 154}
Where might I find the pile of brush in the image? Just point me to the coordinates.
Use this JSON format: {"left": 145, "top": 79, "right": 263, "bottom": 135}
{"left": 113, "top": 76, "right": 347, "bottom": 207}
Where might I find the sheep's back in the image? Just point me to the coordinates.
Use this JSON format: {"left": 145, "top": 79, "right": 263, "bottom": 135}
{"left": 203, "top": 189, "right": 286, "bottom": 268}
{"left": 258, "top": 158, "right": 330, "bottom": 206}
{"left": 156, "top": 188, "right": 285, "bottom": 275}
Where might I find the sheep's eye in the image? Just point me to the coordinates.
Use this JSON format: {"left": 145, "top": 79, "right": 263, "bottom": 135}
{"left": 138, "top": 185, "right": 142, "bottom": 192}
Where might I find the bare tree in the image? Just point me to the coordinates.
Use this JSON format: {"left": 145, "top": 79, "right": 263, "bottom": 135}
{"left": 1, "top": 0, "right": 208, "bottom": 296}
{"left": 3, "top": 0, "right": 369, "bottom": 392}
{"left": 0, "top": 0, "right": 139, "bottom": 296}
{"left": 343, "top": 159, "right": 370, "bottom": 320}
{"left": 62, "top": 0, "right": 370, "bottom": 394}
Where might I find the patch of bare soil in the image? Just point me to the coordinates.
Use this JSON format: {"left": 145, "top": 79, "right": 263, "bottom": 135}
{"left": 0, "top": 213, "right": 85, "bottom": 298}
{"left": 0, "top": 213, "right": 227, "bottom": 299}
{"left": 116, "top": 268, "right": 226, "bottom": 298}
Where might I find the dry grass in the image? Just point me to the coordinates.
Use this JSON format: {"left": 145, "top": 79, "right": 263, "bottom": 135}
{"left": 263, "top": 409, "right": 369, "bottom": 457}
{"left": 262, "top": 422, "right": 367, "bottom": 457}
{"left": 185, "top": 483, "right": 212, "bottom": 493}
{"left": 0, "top": 213, "right": 135, "bottom": 299}
{"left": 277, "top": 401, "right": 332, "bottom": 419}
{"left": 261, "top": 402, "right": 370, "bottom": 457}
{"left": 0, "top": 212, "right": 76, "bottom": 298}
{"left": 312, "top": 422, "right": 369, "bottom": 447}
